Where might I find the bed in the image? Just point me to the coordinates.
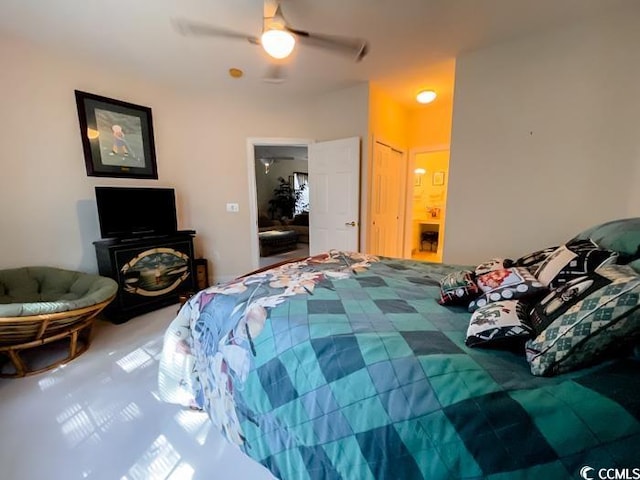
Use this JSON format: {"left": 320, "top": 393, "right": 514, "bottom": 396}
{"left": 158, "top": 219, "right": 640, "bottom": 479}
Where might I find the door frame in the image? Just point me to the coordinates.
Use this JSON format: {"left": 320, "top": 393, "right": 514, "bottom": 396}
{"left": 246, "top": 137, "right": 313, "bottom": 271}
{"left": 404, "top": 144, "right": 450, "bottom": 259}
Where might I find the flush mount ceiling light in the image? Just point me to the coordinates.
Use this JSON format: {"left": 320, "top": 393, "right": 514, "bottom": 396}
{"left": 416, "top": 90, "right": 437, "bottom": 104}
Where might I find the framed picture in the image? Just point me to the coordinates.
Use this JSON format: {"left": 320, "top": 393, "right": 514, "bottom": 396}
{"left": 75, "top": 90, "right": 158, "bottom": 179}
{"left": 432, "top": 171, "right": 445, "bottom": 186}
{"left": 414, "top": 175, "right": 422, "bottom": 187}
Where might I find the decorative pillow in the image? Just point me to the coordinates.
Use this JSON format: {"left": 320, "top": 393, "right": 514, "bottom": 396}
{"left": 529, "top": 272, "right": 612, "bottom": 335}
{"left": 533, "top": 239, "right": 618, "bottom": 288}
{"left": 570, "top": 217, "right": 640, "bottom": 262}
{"left": 526, "top": 264, "right": 640, "bottom": 376}
{"left": 474, "top": 258, "right": 514, "bottom": 276}
{"left": 438, "top": 270, "right": 480, "bottom": 306}
{"left": 468, "top": 267, "right": 546, "bottom": 312}
{"left": 629, "top": 258, "right": 640, "bottom": 274}
{"left": 466, "top": 300, "right": 532, "bottom": 349}
{"left": 514, "top": 246, "right": 558, "bottom": 270}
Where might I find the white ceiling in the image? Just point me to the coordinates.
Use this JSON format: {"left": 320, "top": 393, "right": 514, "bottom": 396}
{"left": 0, "top": 0, "right": 636, "bottom": 106}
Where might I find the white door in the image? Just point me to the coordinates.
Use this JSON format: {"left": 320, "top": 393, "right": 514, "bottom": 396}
{"left": 308, "top": 137, "right": 360, "bottom": 255}
{"left": 370, "top": 141, "right": 405, "bottom": 257}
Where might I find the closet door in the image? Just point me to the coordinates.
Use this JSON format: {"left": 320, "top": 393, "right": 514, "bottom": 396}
{"left": 370, "top": 141, "right": 405, "bottom": 257}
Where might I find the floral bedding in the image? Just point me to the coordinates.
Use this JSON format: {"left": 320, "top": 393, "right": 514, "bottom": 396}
{"left": 158, "top": 251, "right": 640, "bottom": 479}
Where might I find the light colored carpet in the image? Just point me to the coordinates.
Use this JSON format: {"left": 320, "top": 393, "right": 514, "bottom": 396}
{"left": 0, "top": 305, "right": 274, "bottom": 480}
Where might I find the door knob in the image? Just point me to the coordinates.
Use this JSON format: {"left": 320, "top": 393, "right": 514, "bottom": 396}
{"left": 345, "top": 221, "right": 356, "bottom": 227}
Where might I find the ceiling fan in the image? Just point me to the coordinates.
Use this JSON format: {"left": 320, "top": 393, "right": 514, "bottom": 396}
{"left": 259, "top": 156, "right": 294, "bottom": 174}
{"left": 172, "top": 0, "right": 369, "bottom": 83}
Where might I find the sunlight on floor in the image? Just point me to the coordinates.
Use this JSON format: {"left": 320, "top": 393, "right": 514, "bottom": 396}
{"left": 38, "top": 375, "right": 60, "bottom": 391}
{"left": 59, "top": 406, "right": 97, "bottom": 448}
{"left": 174, "top": 410, "right": 211, "bottom": 446}
{"left": 122, "top": 435, "right": 184, "bottom": 480}
{"left": 117, "top": 348, "right": 154, "bottom": 373}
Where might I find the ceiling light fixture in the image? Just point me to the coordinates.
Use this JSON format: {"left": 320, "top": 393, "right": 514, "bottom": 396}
{"left": 260, "top": 157, "right": 277, "bottom": 174}
{"left": 416, "top": 90, "right": 437, "bottom": 104}
{"left": 414, "top": 168, "right": 427, "bottom": 175}
{"left": 261, "top": 27, "right": 296, "bottom": 59}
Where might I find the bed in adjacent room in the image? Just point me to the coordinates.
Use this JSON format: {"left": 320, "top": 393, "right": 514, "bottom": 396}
{"left": 158, "top": 219, "right": 640, "bottom": 480}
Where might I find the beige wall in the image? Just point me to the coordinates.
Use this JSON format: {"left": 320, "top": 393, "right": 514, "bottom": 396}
{"left": 445, "top": 6, "right": 640, "bottom": 265}
{"left": 0, "top": 35, "right": 368, "bottom": 282}
{"left": 628, "top": 160, "right": 640, "bottom": 218}
{"left": 368, "top": 84, "right": 409, "bottom": 150}
{"left": 408, "top": 99, "right": 454, "bottom": 149}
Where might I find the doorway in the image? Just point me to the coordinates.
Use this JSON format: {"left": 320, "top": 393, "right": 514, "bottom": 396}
{"left": 247, "top": 136, "right": 362, "bottom": 271}
{"left": 407, "top": 148, "right": 450, "bottom": 263}
{"left": 251, "top": 143, "right": 310, "bottom": 270}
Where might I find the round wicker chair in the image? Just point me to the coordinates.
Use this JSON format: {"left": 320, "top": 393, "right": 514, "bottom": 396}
{"left": 0, "top": 267, "right": 118, "bottom": 378}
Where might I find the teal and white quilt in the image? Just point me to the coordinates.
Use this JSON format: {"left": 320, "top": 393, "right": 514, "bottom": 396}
{"left": 158, "top": 251, "right": 640, "bottom": 479}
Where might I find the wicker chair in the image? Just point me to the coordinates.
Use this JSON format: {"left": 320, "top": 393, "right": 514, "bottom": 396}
{"left": 0, "top": 267, "right": 118, "bottom": 378}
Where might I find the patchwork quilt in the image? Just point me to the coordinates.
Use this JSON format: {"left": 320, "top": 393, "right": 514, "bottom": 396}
{"left": 158, "top": 251, "right": 640, "bottom": 480}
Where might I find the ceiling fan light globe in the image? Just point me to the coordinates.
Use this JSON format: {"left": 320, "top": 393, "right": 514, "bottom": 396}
{"left": 261, "top": 29, "right": 295, "bottom": 59}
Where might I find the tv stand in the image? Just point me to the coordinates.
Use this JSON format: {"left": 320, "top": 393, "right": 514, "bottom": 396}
{"left": 94, "top": 231, "right": 196, "bottom": 324}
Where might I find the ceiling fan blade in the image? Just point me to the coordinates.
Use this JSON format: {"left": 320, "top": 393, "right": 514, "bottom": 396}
{"left": 286, "top": 27, "right": 368, "bottom": 62}
{"left": 273, "top": 3, "right": 368, "bottom": 62}
{"left": 263, "top": 63, "right": 287, "bottom": 84}
{"left": 172, "top": 18, "right": 259, "bottom": 44}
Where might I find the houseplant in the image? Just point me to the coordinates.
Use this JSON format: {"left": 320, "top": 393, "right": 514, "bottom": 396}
{"left": 268, "top": 177, "right": 306, "bottom": 219}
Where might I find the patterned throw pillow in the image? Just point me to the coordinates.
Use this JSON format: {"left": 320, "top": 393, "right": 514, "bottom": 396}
{"left": 533, "top": 239, "right": 618, "bottom": 288}
{"left": 468, "top": 267, "right": 547, "bottom": 312}
{"left": 529, "top": 273, "right": 611, "bottom": 335}
{"left": 526, "top": 265, "right": 640, "bottom": 376}
{"left": 466, "top": 300, "right": 532, "bottom": 349}
{"left": 438, "top": 270, "right": 480, "bottom": 306}
{"left": 474, "top": 258, "right": 514, "bottom": 276}
{"left": 514, "top": 246, "right": 558, "bottom": 271}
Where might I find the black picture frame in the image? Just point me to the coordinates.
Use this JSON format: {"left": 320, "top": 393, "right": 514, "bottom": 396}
{"left": 75, "top": 90, "right": 158, "bottom": 179}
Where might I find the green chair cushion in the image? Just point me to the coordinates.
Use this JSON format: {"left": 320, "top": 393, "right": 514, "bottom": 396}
{"left": 0, "top": 267, "right": 118, "bottom": 317}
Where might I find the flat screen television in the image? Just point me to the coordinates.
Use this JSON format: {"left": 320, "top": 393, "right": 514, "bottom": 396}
{"left": 95, "top": 186, "right": 178, "bottom": 239}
